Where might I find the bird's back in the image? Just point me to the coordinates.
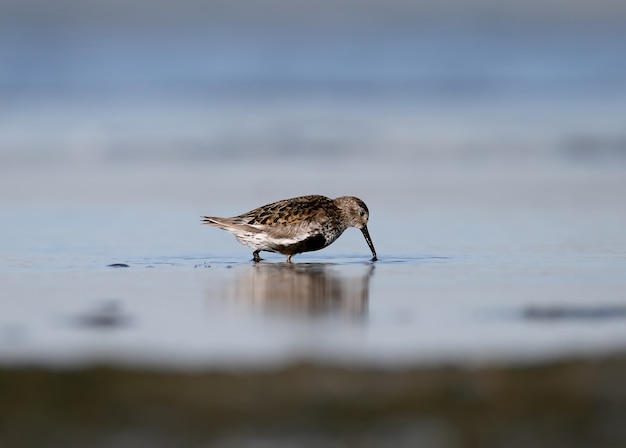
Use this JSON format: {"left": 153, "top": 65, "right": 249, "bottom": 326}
{"left": 237, "top": 195, "right": 336, "bottom": 226}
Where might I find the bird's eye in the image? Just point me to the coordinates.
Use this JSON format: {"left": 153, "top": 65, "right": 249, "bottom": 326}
{"left": 359, "top": 210, "right": 365, "bottom": 217}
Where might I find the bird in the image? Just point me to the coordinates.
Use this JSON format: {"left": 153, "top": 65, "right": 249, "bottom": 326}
{"left": 202, "top": 195, "right": 377, "bottom": 263}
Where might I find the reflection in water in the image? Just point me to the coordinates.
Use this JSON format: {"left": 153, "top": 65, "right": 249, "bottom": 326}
{"left": 220, "top": 263, "right": 374, "bottom": 320}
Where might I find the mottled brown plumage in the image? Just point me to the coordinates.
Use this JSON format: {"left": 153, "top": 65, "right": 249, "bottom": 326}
{"left": 202, "top": 195, "right": 377, "bottom": 262}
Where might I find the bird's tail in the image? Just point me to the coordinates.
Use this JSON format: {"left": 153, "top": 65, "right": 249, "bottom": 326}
{"left": 201, "top": 216, "right": 223, "bottom": 227}
{"left": 201, "top": 216, "right": 261, "bottom": 234}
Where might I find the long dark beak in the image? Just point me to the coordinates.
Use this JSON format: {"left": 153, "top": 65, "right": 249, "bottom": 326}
{"left": 360, "top": 225, "right": 378, "bottom": 262}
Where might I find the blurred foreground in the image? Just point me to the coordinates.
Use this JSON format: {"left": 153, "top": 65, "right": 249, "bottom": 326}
{"left": 2, "top": 357, "right": 626, "bottom": 448}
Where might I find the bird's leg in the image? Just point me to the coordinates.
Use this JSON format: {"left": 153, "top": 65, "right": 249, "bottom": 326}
{"left": 286, "top": 254, "right": 293, "bottom": 263}
{"left": 253, "top": 250, "right": 263, "bottom": 262}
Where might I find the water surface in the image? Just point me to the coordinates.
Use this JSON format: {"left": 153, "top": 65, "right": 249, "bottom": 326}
{"left": 1, "top": 23, "right": 626, "bottom": 369}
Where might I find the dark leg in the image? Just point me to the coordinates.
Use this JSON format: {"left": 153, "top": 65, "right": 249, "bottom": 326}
{"left": 286, "top": 254, "right": 293, "bottom": 263}
{"left": 253, "top": 250, "right": 263, "bottom": 262}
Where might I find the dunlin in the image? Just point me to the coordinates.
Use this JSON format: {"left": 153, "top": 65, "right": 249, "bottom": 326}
{"left": 202, "top": 195, "right": 377, "bottom": 262}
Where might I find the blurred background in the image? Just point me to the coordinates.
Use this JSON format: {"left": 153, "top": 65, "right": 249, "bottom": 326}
{"left": 1, "top": 0, "right": 625, "bottom": 213}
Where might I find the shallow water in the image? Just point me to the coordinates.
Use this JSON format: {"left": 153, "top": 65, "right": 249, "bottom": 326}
{"left": 2, "top": 159, "right": 625, "bottom": 369}
{"left": 2, "top": 22, "right": 626, "bottom": 369}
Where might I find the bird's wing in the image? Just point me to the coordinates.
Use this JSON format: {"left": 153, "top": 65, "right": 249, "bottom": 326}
{"left": 201, "top": 216, "right": 262, "bottom": 233}
{"left": 204, "top": 195, "right": 335, "bottom": 239}
{"left": 238, "top": 195, "right": 333, "bottom": 227}
{"left": 264, "top": 215, "right": 327, "bottom": 240}
{"left": 244, "top": 201, "right": 332, "bottom": 240}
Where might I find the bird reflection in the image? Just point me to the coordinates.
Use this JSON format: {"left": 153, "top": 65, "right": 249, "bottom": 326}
{"left": 220, "top": 263, "right": 374, "bottom": 320}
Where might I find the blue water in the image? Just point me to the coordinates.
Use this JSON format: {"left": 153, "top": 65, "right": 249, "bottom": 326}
{"left": 1, "top": 21, "right": 626, "bottom": 368}
{"left": 2, "top": 28, "right": 625, "bottom": 170}
{"left": 2, "top": 27, "right": 625, "bottom": 93}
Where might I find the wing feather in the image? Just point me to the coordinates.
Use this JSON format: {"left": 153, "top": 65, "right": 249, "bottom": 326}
{"left": 201, "top": 217, "right": 262, "bottom": 233}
